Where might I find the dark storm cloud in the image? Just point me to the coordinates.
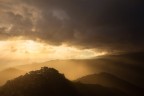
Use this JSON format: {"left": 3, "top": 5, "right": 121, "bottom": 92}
{"left": 0, "top": 0, "right": 144, "bottom": 52}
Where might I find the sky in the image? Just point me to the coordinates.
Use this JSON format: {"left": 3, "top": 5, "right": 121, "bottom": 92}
{"left": 0, "top": 0, "right": 144, "bottom": 65}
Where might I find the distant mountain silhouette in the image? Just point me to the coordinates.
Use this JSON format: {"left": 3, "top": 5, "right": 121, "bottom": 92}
{"left": 0, "top": 68, "right": 25, "bottom": 85}
{"left": 0, "top": 67, "right": 143, "bottom": 96}
{"left": 94, "top": 52, "right": 144, "bottom": 88}
{"left": 0, "top": 67, "right": 79, "bottom": 96}
{"left": 74, "top": 83, "right": 127, "bottom": 96}
{"left": 14, "top": 52, "right": 144, "bottom": 88}
{"left": 76, "top": 72, "right": 143, "bottom": 95}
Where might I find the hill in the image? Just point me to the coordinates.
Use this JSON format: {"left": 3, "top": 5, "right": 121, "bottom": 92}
{"left": 14, "top": 52, "right": 144, "bottom": 88}
{"left": 0, "top": 52, "right": 143, "bottom": 89}
{"left": 76, "top": 72, "right": 142, "bottom": 95}
{"left": 0, "top": 67, "right": 143, "bottom": 96}
{"left": 0, "top": 67, "right": 79, "bottom": 96}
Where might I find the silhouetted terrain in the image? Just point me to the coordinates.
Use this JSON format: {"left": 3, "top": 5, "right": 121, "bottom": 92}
{"left": 0, "top": 67, "right": 143, "bottom": 96}
{"left": 76, "top": 72, "right": 143, "bottom": 95}
{"left": 90, "top": 52, "right": 144, "bottom": 88}
{"left": 0, "top": 67, "right": 79, "bottom": 96}
{"left": 12, "top": 52, "right": 144, "bottom": 88}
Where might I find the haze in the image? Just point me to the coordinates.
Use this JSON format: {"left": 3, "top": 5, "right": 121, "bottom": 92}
{"left": 0, "top": 1, "right": 143, "bottom": 94}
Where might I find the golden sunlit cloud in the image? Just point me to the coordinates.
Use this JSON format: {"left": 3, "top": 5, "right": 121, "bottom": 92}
{"left": 0, "top": 37, "right": 107, "bottom": 65}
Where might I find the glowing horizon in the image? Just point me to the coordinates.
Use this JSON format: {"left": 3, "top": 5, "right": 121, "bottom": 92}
{"left": 0, "top": 38, "right": 107, "bottom": 65}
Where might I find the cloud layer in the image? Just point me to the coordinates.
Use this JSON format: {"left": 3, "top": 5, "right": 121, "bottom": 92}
{"left": 0, "top": 0, "right": 144, "bottom": 52}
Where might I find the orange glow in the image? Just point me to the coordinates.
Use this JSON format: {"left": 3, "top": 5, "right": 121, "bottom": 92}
{"left": 0, "top": 38, "right": 107, "bottom": 64}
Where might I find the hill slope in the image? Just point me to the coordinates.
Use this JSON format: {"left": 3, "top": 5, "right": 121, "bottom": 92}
{"left": 14, "top": 52, "right": 144, "bottom": 88}
{"left": 76, "top": 72, "right": 143, "bottom": 95}
{"left": 0, "top": 67, "right": 79, "bottom": 96}
{"left": 1, "top": 67, "right": 143, "bottom": 96}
